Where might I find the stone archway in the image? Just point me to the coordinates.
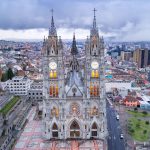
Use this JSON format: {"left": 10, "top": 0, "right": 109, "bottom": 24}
{"left": 52, "top": 123, "right": 58, "bottom": 138}
{"left": 91, "top": 122, "right": 98, "bottom": 137}
{"left": 70, "top": 120, "right": 80, "bottom": 138}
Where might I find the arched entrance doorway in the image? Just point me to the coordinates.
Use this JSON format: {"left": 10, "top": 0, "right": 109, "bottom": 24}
{"left": 52, "top": 123, "right": 58, "bottom": 138}
{"left": 70, "top": 120, "right": 80, "bottom": 138}
{"left": 91, "top": 122, "right": 98, "bottom": 137}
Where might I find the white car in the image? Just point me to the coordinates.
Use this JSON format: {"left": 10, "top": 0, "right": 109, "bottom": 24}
{"left": 116, "top": 115, "right": 119, "bottom": 120}
{"left": 120, "top": 133, "right": 124, "bottom": 139}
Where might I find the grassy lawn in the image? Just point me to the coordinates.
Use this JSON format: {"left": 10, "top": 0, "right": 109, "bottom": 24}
{"left": 127, "top": 109, "right": 150, "bottom": 141}
{"left": 127, "top": 110, "right": 150, "bottom": 117}
{"left": 128, "top": 118, "right": 150, "bottom": 142}
{"left": 0, "top": 96, "right": 20, "bottom": 115}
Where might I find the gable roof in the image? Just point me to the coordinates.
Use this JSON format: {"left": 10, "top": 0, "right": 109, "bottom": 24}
{"left": 66, "top": 82, "right": 83, "bottom": 97}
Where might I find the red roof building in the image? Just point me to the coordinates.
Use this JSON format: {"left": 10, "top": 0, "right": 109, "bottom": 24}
{"left": 123, "top": 96, "right": 140, "bottom": 107}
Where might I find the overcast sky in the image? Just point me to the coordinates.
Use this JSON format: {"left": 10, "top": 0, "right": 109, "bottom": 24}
{"left": 0, "top": 0, "right": 150, "bottom": 41}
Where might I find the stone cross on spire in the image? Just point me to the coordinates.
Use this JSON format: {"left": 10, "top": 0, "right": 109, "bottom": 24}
{"left": 51, "top": 9, "right": 53, "bottom": 16}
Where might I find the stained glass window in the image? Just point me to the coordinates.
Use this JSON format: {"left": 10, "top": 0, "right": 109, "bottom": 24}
{"left": 91, "top": 70, "right": 99, "bottom": 78}
{"left": 49, "top": 70, "right": 57, "bottom": 78}
{"left": 49, "top": 84, "right": 59, "bottom": 97}
{"left": 90, "top": 82, "right": 99, "bottom": 97}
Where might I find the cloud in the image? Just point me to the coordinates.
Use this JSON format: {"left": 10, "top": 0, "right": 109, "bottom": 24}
{"left": 0, "top": 0, "right": 150, "bottom": 41}
{"left": 0, "top": 28, "right": 89, "bottom": 40}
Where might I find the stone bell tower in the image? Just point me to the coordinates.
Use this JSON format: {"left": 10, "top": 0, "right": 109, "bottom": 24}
{"left": 84, "top": 8, "right": 108, "bottom": 139}
{"left": 42, "top": 9, "right": 107, "bottom": 142}
{"left": 42, "top": 10, "right": 65, "bottom": 139}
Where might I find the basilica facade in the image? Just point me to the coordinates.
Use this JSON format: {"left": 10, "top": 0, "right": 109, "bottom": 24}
{"left": 42, "top": 10, "right": 107, "bottom": 140}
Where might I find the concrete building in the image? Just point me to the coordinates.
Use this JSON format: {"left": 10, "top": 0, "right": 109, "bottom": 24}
{"left": 42, "top": 10, "right": 107, "bottom": 140}
{"left": 123, "top": 96, "right": 140, "bottom": 107}
{"left": 121, "top": 51, "right": 132, "bottom": 61}
{"left": 105, "top": 80, "right": 132, "bottom": 92}
{"left": 0, "top": 96, "right": 31, "bottom": 150}
{"left": 0, "top": 81, "right": 8, "bottom": 91}
{"left": 6, "top": 76, "right": 33, "bottom": 95}
{"left": 140, "top": 101, "right": 150, "bottom": 110}
{"left": 105, "top": 80, "right": 141, "bottom": 93}
{"left": 28, "top": 81, "right": 43, "bottom": 104}
{"left": 148, "top": 71, "right": 150, "bottom": 82}
{"left": 133, "top": 48, "right": 148, "bottom": 68}
{"left": 148, "top": 50, "right": 150, "bottom": 66}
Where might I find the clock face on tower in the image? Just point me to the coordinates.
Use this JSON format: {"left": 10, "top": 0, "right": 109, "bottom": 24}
{"left": 49, "top": 61, "right": 57, "bottom": 70}
{"left": 91, "top": 61, "right": 99, "bottom": 69}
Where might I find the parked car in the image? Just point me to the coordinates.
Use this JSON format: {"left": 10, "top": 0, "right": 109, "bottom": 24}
{"left": 116, "top": 114, "right": 119, "bottom": 120}
{"left": 120, "top": 133, "right": 124, "bottom": 139}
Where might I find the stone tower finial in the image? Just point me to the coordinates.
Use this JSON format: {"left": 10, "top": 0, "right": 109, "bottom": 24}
{"left": 49, "top": 9, "right": 57, "bottom": 36}
{"left": 93, "top": 8, "right": 97, "bottom": 29}
{"left": 86, "top": 36, "right": 89, "bottom": 41}
{"left": 58, "top": 36, "right": 63, "bottom": 49}
{"left": 71, "top": 33, "right": 78, "bottom": 55}
{"left": 90, "top": 8, "right": 99, "bottom": 36}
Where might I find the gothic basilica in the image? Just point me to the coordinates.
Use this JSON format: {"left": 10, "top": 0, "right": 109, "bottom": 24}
{"left": 42, "top": 10, "right": 107, "bottom": 141}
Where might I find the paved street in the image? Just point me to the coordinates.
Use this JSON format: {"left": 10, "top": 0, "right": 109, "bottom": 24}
{"left": 106, "top": 100, "right": 126, "bottom": 150}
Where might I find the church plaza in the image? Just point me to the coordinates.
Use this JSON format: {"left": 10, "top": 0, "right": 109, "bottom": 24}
{"left": 13, "top": 107, "right": 106, "bottom": 150}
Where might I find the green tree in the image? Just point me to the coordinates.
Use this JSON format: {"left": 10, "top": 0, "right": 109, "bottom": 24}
{"left": 1, "top": 72, "right": 7, "bottom": 82}
{"left": 7, "top": 68, "right": 14, "bottom": 80}
{"left": 145, "top": 121, "right": 149, "bottom": 125}
{"left": 129, "top": 129, "right": 134, "bottom": 135}
{"left": 131, "top": 129, "right": 134, "bottom": 133}
{"left": 134, "top": 108, "right": 138, "bottom": 112}
{"left": 136, "top": 123, "right": 140, "bottom": 128}
{"left": 143, "top": 130, "right": 147, "bottom": 134}
{"left": 142, "top": 111, "right": 148, "bottom": 116}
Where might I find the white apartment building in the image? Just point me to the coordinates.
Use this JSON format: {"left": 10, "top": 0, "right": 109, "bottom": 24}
{"left": 105, "top": 80, "right": 132, "bottom": 92}
{"left": 7, "top": 76, "right": 33, "bottom": 95}
{"left": 105, "top": 80, "right": 141, "bottom": 93}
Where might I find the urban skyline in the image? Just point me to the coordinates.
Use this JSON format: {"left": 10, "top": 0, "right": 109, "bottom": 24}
{"left": 0, "top": 0, "right": 150, "bottom": 41}
{"left": 0, "top": 1, "right": 150, "bottom": 150}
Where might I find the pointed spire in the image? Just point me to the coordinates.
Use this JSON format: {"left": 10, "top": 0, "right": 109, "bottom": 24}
{"left": 58, "top": 36, "right": 63, "bottom": 49}
{"left": 59, "top": 36, "right": 62, "bottom": 43}
{"left": 101, "top": 36, "right": 104, "bottom": 49}
{"left": 85, "top": 36, "right": 89, "bottom": 43}
{"left": 71, "top": 33, "right": 78, "bottom": 55}
{"left": 90, "top": 8, "right": 99, "bottom": 36}
{"left": 73, "top": 32, "right": 75, "bottom": 40}
{"left": 101, "top": 36, "right": 104, "bottom": 43}
{"left": 70, "top": 33, "right": 79, "bottom": 72}
{"left": 43, "top": 36, "right": 46, "bottom": 47}
{"left": 93, "top": 8, "right": 97, "bottom": 29}
{"left": 49, "top": 9, "right": 57, "bottom": 36}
